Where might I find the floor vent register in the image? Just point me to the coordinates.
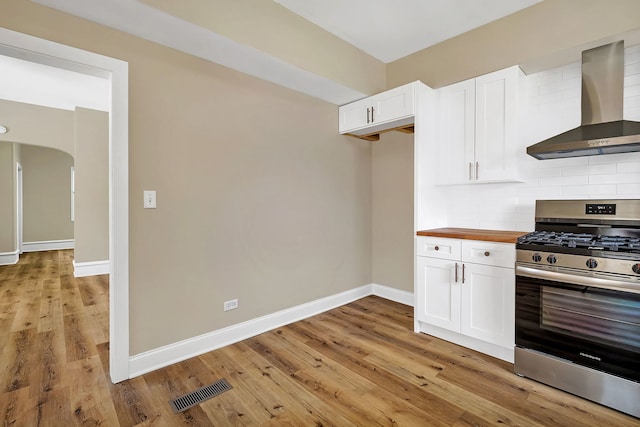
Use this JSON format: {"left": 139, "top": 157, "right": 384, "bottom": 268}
{"left": 169, "top": 378, "right": 233, "bottom": 413}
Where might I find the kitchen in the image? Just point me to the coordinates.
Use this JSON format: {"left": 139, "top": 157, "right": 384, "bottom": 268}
{"left": 346, "top": 37, "right": 640, "bottom": 417}
{"left": 1, "top": 0, "right": 640, "bottom": 424}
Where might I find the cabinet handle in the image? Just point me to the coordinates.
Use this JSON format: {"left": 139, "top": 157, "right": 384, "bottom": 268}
{"left": 371, "top": 106, "right": 375, "bottom": 122}
{"left": 454, "top": 262, "right": 458, "bottom": 283}
{"left": 366, "top": 107, "right": 371, "bottom": 124}
{"left": 476, "top": 162, "right": 479, "bottom": 180}
{"left": 468, "top": 162, "right": 473, "bottom": 180}
{"left": 462, "top": 264, "right": 465, "bottom": 283}
{"left": 484, "top": 251, "right": 490, "bottom": 257}
{"left": 434, "top": 245, "right": 440, "bottom": 251}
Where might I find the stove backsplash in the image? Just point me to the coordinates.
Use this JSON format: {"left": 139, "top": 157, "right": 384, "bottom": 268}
{"left": 440, "top": 44, "right": 640, "bottom": 232}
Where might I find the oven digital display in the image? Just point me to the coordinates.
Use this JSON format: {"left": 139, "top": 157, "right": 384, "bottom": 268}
{"left": 585, "top": 203, "right": 616, "bottom": 215}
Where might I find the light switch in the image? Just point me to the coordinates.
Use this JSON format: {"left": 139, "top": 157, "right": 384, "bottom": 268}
{"left": 143, "top": 190, "right": 157, "bottom": 209}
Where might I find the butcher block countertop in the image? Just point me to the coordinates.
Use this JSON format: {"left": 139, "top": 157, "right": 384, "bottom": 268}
{"left": 416, "top": 227, "right": 528, "bottom": 244}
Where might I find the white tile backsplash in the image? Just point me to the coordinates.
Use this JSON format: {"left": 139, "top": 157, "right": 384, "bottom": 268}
{"left": 618, "top": 162, "right": 640, "bottom": 173}
{"left": 589, "top": 172, "right": 640, "bottom": 184}
{"left": 625, "top": 62, "right": 640, "bottom": 76}
{"left": 618, "top": 183, "right": 640, "bottom": 194}
{"left": 441, "top": 46, "right": 640, "bottom": 232}
{"left": 625, "top": 84, "right": 640, "bottom": 97}
{"left": 562, "top": 164, "right": 617, "bottom": 176}
{"left": 625, "top": 45, "right": 640, "bottom": 63}
{"left": 625, "top": 73, "right": 640, "bottom": 86}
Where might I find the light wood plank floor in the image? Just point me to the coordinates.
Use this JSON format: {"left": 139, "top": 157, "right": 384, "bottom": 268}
{"left": 1, "top": 250, "right": 638, "bottom": 426}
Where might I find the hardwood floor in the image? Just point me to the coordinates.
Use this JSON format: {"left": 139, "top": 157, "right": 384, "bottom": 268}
{"left": 1, "top": 250, "right": 638, "bottom": 426}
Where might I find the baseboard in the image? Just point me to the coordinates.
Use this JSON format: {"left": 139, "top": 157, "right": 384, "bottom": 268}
{"left": 0, "top": 250, "right": 19, "bottom": 266}
{"left": 129, "top": 283, "right": 413, "bottom": 379}
{"left": 22, "top": 239, "right": 74, "bottom": 252}
{"left": 73, "top": 260, "right": 110, "bottom": 277}
{"left": 371, "top": 283, "right": 414, "bottom": 306}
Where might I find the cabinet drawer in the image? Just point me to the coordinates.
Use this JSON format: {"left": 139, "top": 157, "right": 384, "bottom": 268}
{"left": 462, "top": 240, "right": 515, "bottom": 268}
{"left": 416, "top": 236, "right": 461, "bottom": 260}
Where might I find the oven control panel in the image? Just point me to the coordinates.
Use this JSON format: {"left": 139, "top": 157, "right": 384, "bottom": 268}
{"left": 517, "top": 250, "right": 640, "bottom": 276}
{"left": 585, "top": 203, "right": 616, "bottom": 215}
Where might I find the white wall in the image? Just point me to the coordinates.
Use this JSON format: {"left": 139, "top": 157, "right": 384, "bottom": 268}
{"left": 441, "top": 45, "right": 640, "bottom": 232}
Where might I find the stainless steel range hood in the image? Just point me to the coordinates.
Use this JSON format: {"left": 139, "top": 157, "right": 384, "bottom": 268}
{"left": 527, "top": 41, "right": 640, "bottom": 159}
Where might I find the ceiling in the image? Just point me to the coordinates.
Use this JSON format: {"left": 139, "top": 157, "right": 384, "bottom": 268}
{"left": 0, "top": 55, "right": 109, "bottom": 112}
{"left": 273, "top": 0, "right": 542, "bottom": 63}
{"left": 28, "top": 0, "right": 546, "bottom": 105}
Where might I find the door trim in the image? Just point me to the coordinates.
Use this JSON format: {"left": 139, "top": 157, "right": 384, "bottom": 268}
{"left": 0, "top": 27, "right": 130, "bottom": 382}
{"left": 16, "top": 162, "right": 22, "bottom": 254}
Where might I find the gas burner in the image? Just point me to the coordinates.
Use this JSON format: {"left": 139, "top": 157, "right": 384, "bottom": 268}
{"left": 517, "top": 230, "right": 640, "bottom": 254}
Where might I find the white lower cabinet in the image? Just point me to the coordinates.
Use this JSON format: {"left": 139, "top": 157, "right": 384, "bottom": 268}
{"left": 416, "top": 256, "right": 461, "bottom": 331}
{"left": 459, "top": 262, "right": 514, "bottom": 349}
{"left": 415, "top": 236, "right": 515, "bottom": 362}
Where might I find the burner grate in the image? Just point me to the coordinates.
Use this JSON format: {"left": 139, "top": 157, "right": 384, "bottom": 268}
{"left": 517, "top": 231, "right": 640, "bottom": 254}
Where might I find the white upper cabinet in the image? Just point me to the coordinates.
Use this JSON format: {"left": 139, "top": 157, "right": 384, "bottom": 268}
{"left": 339, "top": 81, "right": 418, "bottom": 138}
{"left": 437, "top": 79, "right": 475, "bottom": 184}
{"left": 437, "top": 66, "right": 522, "bottom": 184}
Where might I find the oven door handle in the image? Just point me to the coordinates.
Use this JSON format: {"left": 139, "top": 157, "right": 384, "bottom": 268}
{"left": 516, "top": 265, "right": 640, "bottom": 295}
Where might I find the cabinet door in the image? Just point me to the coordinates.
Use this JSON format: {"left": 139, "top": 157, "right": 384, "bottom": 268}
{"left": 416, "top": 256, "right": 461, "bottom": 332}
{"left": 437, "top": 79, "right": 475, "bottom": 184}
{"left": 474, "top": 66, "right": 519, "bottom": 182}
{"left": 372, "top": 82, "right": 414, "bottom": 124}
{"left": 339, "top": 98, "right": 372, "bottom": 133}
{"left": 460, "top": 263, "right": 514, "bottom": 348}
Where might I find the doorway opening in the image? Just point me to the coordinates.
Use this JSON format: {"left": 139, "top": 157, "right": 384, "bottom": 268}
{"left": 0, "top": 27, "right": 130, "bottom": 382}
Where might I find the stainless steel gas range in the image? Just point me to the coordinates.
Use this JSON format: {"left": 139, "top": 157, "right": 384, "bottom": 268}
{"left": 514, "top": 199, "right": 640, "bottom": 418}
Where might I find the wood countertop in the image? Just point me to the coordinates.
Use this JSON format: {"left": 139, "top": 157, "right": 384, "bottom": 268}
{"left": 416, "top": 227, "right": 529, "bottom": 244}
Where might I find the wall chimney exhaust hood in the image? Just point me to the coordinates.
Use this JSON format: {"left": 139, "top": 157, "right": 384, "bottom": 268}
{"left": 527, "top": 41, "right": 640, "bottom": 159}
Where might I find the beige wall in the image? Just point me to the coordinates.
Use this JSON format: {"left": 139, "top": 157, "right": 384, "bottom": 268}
{"left": 0, "top": 100, "right": 72, "bottom": 253}
{"left": 74, "top": 108, "right": 109, "bottom": 263}
{"left": 0, "top": 142, "right": 15, "bottom": 253}
{"left": 1, "top": 0, "right": 373, "bottom": 354}
{"left": 0, "top": 99, "right": 74, "bottom": 156}
{"left": 126, "top": 52, "right": 372, "bottom": 353}
{"left": 0, "top": 100, "right": 109, "bottom": 263}
{"left": 21, "top": 144, "right": 74, "bottom": 243}
{"left": 371, "top": 132, "right": 414, "bottom": 292}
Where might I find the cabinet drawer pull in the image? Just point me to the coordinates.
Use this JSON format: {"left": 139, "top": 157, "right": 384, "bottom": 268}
{"left": 434, "top": 245, "right": 440, "bottom": 251}
{"left": 371, "top": 106, "right": 375, "bottom": 122}
{"left": 484, "top": 251, "right": 490, "bottom": 257}
{"left": 462, "top": 263, "right": 465, "bottom": 283}
{"left": 366, "top": 107, "right": 371, "bottom": 123}
{"left": 455, "top": 262, "right": 458, "bottom": 283}
{"left": 468, "top": 162, "right": 473, "bottom": 180}
{"left": 476, "top": 162, "right": 479, "bottom": 180}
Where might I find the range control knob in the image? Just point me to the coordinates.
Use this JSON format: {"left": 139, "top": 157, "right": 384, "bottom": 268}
{"left": 546, "top": 255, "right": 557, "bottom": 264}
{"left": 532, "top": 253, "right": 542, "bottom": 262}
{"left": 633, "top": 264, "right": 640, "bottom": 274}
{"left": 586, "top": 258, "right": 598, "bottom": 269}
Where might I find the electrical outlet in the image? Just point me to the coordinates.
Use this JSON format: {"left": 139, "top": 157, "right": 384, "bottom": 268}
{"left": 223, "top": 299, "right": 238, "bottom": 311}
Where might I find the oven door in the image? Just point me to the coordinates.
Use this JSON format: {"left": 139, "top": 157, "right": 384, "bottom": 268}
{"left": 515, "top": 265, "right": 640, "bottom": 383}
